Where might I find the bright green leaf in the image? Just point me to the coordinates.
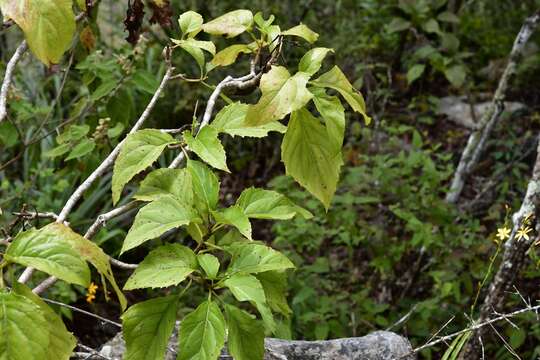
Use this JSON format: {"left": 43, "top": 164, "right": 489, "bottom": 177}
{"left": 134, "top": 168, "right": 193, "bottom": 204}
{"left": 224, "top": 273, "right": 266, "bottom": 304}
{"left": 311, "top": 87, "right": 345, "bottom": 152}
{"left": 224, "top": 304, "right": 265, "bottom": 360}
{"left": 122, "top": 295, "right": 178, "bottom": 360}
{"left": 311, "top": 66, "right": 371, "bottom": 124}
{"left": 179, "top": 10, "right": 203, "bottom": 37}
{"left": 112, "top": 129, "right": 178, "bottom": 204}
{"left": 44, "top": 143, "right": 71, "bottom": 158}
{"left": 197, "top": 253, "right": 220, "bottom": 279}
{"left": 187, "top": 159, "right": 220, "bottom": 216}
{"left": 281, "top": 108, "right": 343, "bottom": 210}
{"left": 298, "top": 47, "right": 333, "bottom": 76}
{"left": 202, "top": 10, "right": 253, "bottom": 38}
{"left": 236, "top": 187, "right": 312, "bottom": 220}
{"left": 5, "top": 226, "right": 90, "bottom": 286}
{"left": 0, "top": 0, "right": 75, "bottom": 65}
{"left": 211, "top": 102, "right": 286, "bottom": 138}
{"left": 245, "top": 66, "right": 312, "bottom": 126}
{"left": 0, "top": 291, "right": 49, "bottom": 360}
{"left": 184, "top": 126, "right": 229, "bottom": 172}
{"left": 212, "top": 205, "right": 252, "bottom": 240}
{"left": 178, "top": 300, "right": 226, "bottom": 360}
{"left": 13, "top": 282, "right": 77, "bottom": 360}
{"left": 227, "top": 243, "right": 295, "bottom": 274}
{"left": 124, "top": 244, "right": 197, "bottom": 290}
{"left": 282, "top": 23, "right": 319, "bottom": 43}
{"left": 121, "top": 196, "right": 195, "bottom": 254}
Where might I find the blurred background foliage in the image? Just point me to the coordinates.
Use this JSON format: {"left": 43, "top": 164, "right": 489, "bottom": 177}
{"left": 3, "top": 0, "right": 540, "bottom": 358}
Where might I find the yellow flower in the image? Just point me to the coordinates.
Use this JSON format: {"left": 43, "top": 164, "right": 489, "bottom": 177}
{"left": 87, "top": 282, "right": 98, "bottom": 295}
{"left": 85, "top": 282, "right": 98, "bottom": 303}
{"left": 496, "top": 227, "right": 511, "bottom": 241}
{"left": 516, "top": 226, "right": 532, "bottom": 241}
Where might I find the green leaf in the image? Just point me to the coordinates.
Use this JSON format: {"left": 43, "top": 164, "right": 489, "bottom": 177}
{"left": 423, "top": 18, "right": 441, "bottom": 34}
{"left": 57, "top": 124, "right": 90, "bottom": 143}
{"left": 184, "top": 127, "right": 229, "bottom": 172}
{"left": 444, "top": 65, "right": 466, "bottom": 87}
{"left": 311, "top": 66, "right": 371, "bottom": 124}
{"left": 211, "top": 102, "right": 286, "bottom": 138}
{"left": 112, "top": 129, "right": 178, "bottom": 205}
{"left": 437, "top": 11, "right": 460, "bottom": 23}
{"left": 134, "top": 168, "right": 193, "bottom": 203}
{"left": 236, "top": 187, "right": 312, "bottom": 220}
{"left": 298, "top": 47, "right": 333, "bottom": 76}
{"left": 282, "top": 23, "right": 319, "bottom": 43}
{"left": 223, "top": 274, "right": 266, "bottom": 304}
{"left": 197, "top": 253, "right": 220, "bottom": 279}
{"left": 212, "top": 205, "right": 252, "bottom": 240}
{"left": 245, "top": 66, "right": 312, "bottom": 126}
{"left": 311, "top": 87, "right": 345, "bottom": 152}
{"left": 5, "top": 226, "right": 90, "bottom": 286}
{"left": 211, "top": 44, "right": 253, "bottom": 67}
{"left": 256, "top": 271, "right": 291, "bottom": 315}
{"left": 187, "top": 159, "right": 220, "bottom": 216}
{"left": 107, "top": 122, "right": 125, "bottom": 138}
{"left": 13, "top": 282, "right": 76, "bottom": 360}
{"left": 0, "top": 291, "right": 49, "bottom": 360}
{"left": 227, "top": 243, "right": 294, "bottom": 274}
{"left": 121, "top": 196, "right": 195, "bottom": 254}
{"left": 224, "top": 304, "right": 265, "bottom": 360}
{"left": 131, "top": 70, "right": 160, "bottom": 94}
{"left": 90, "top": 80, "right": 118, "bottom": 101}
{"left": 0, "top": 0, "right": 75, "bottom": 65}
{"left": 65, "top": 138, "right": 95, "bottom": 160}
{"left": 179, "top": 10, "right": 203, "bottom": 37}
{"left": 122, "top": 295, "right": 178, "bottom": 360}
{"left": 178, "top": 300, "right": 226, "bottom": 360}
{"left": 44, "top": 143, "right": 71, "bottom": 158}
{"left": 124, "top": 244, "right": 197, "bottom": 290}
{"left": 30, "top": 223, "right": 126, "bottom": 310}
{"left": 281, "top": 108, "right": 343, "bottom": 210}
{"left": 407, "top": 64, "right": 426, "bottom": 84}
{"left": 202, "top": 10, "right": 253, "bottom": 38}
{"left": 173, "top": 38, "right": 216, "bottom": 74}
{"left": 387, "top": 17, "right": 411, "bottom": 33}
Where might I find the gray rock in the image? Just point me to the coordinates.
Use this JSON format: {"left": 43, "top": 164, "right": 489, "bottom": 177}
{"left": 437, "top": 95, "right": 526, "bottom": 130}
{"left": 98, "top": 328, "right": 414, "bottom": 360}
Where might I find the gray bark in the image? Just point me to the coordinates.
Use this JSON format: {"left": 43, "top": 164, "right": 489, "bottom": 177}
{"left": 98, "top": 330, "right": 414, "bottom": 360}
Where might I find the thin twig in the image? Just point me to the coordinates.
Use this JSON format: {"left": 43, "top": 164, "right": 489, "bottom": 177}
{"left": 0, "top": 41, "right": 27, "bottom": 123}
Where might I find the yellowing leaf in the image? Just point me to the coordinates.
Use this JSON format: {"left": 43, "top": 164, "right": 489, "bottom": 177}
{"left": 212, "top": 205, "right": 252, "bottom": 240}
{"left": 311, "top": 65, "right": 371, "bottom": 124}
{"left": 0, "top": 0, "right": 75, "bottom": 66}
{"left": 298, "top": 47, "right": 333, "bottom": 76}
{"left": 134, "top": 168, "right": 193, "bottom": 203}
{"left": 282, "top": 23, "right": 319, "bottom": 43}
{"left": 245, "top": 66, "right": 312, "bottom": 126}
{"left": 211, "top": 102, "right": 286, "bottom": 138}
{"left": 211, "top": 44, "right": 253, "bottom": 67}
{"left": 281, "top": 108, "right": 343, "bottom": 209}
{"left": 202, "top": 10, "right": 253, "bottom": 38}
